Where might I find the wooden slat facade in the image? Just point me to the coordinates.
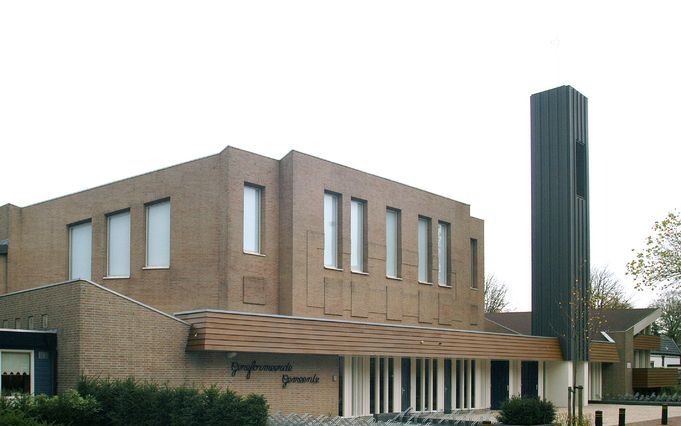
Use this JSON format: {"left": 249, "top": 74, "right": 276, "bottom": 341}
{"left": 176, "top": 310, "right": 564, "bottom": 361}
{"left": 632, "top": 368, "right": 678, "bottom": 388}
{"left": 589, "top": 341, "right": 620, "bottom": 363}
{"left": 634, "top": 335, "right": 661, "bottom": 351}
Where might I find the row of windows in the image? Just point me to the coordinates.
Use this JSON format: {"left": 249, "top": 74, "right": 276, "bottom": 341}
{"left": 69, "top": 199, "right": 170, "bottom": 280}
{"left": 65, "top": 186, "right": 479, "bottom": 289}
{"left": 2, "top": 315, "right": 48, "bottom": 330}
{"left": 323, "top": 192, "right": 479, "bottom": 289}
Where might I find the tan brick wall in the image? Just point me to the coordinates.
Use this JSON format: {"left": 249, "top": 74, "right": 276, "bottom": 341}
{"left": 0, "top": 280, "right": 339, "bottom": 415}
{"left": 602, "top": 330, "right": 634, "bottom": 396}
{"left": 2, "top": 147, "right": 484, "bottom": 330}
{"left": 283, "top": 151, "right": 485, "bottom": 329}
{"left": 0, "top": 281, "right": 83, "bottom": 390}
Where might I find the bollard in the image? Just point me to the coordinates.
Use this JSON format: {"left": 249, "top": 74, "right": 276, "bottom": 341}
{"left": 662, "top": 404, "right": 668, "bottom": 425}
{"left": 618, "top": 408, "right": 626, "bottom": 426}
{"left": 595, "top": 410, "right": 603, "bottom": 426}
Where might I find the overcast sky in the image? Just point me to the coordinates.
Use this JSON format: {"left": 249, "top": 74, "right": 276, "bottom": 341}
{"left": 1, "top": 1, "right": 679, "bottom": 311}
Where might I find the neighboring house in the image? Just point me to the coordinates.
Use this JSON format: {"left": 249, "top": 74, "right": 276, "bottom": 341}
{"left": 651, "top": 335, "right": 681, "bottom": 368}
{"left": 486, "top": 308, "right": 678, "bottom": 399}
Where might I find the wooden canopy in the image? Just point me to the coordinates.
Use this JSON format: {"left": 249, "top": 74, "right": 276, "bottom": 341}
{"left": 176, "top": 310, "right": 564, "bottom": 361}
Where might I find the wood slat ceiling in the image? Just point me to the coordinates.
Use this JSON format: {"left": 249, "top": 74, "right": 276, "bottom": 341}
{"left": 176, "top": 311, "right": 564, "bottom": 361}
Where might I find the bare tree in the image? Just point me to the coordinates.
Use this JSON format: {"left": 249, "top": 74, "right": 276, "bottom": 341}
{"left": 589, "top": 266, "right": 633, "bottom": 310}
{"left": 484, "top": 274, "right": 511, "bottom": 313}
{"left": 651, "top": 288, "right": 681, "bottom": 345}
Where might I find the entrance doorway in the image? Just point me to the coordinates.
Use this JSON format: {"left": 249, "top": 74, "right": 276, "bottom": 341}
{"left": 490, "top": 360, "right": 509, "bottom": 410}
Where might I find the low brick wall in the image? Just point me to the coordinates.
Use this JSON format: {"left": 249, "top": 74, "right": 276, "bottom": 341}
{"left": 0, "top": 280, "right": 339, "bottom": 415}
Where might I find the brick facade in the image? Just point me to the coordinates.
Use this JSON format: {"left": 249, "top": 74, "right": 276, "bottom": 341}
{"left": 0, "top": 147, "right": 484, "bottom": 328}
{"left": 0, "top": 280, "right": 339, "bottom": 415}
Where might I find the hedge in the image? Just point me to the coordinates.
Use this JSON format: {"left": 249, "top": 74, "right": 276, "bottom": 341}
{"left": 0, "top": 377, "right": 268, "bottom": 426}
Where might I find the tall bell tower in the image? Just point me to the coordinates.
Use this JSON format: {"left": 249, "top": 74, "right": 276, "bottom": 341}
{"left": 530, "top": 85, "right": 590, "bottom": 362}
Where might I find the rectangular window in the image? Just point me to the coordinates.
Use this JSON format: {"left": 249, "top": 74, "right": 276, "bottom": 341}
{"left": 41, "top": 315, "right": 48, "bottom": 329}
{"left": 386, "top": 208, "right": 401, "bottom": 278}
{"left": 470, "top": 238, "right": 478, "bottom": 289}
{"left": 351, "top": 199, "right": 366, "bottom": 272}
{"left": 107, "top": 210, "right": 131, "bottom": 277}
{"left": 146, "top": 200, "right": 170, "bottom": 268}
{"left": 2, "top": 320, "right": 7, "bottom": 328}
{"left": 1, "top": 352, "right": 31, "bottom": 394}
{"left": 69, "top": 221, "right": 92, "bottom": 280}
{"left": 438, "top": 222, "right": 450, "bottom": 286}
{"left": 324, "top": 192, "right": 341, "bottom": 268}
{"left": 14, "top": 318, "right": 21, "bottom": 329}
{"left": 243, "top": 185, "right": 262, "bottom": 254}
{"left": 418, "top": 217, "right": 431, "bottom": 283}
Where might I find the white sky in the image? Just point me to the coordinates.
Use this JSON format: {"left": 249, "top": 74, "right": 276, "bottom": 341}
{"left": 1, "top": 1, "right": 679, "bottom": 311}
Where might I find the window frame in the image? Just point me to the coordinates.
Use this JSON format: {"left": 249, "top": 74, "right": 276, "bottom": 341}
{"left": 350, "top": 198, "right": 367, "bottom": 273}
{"left": 385, "top": 208, "right": 402, "bottom": 279}
{"left": 106, "top": 209, "right": 131, "bottom": 278}
{"left": 144, "top": 198, "right": 171, "bottom": 269}
{"left": 243, "top": 184, "right": 264, "bottom": 255}
{"left": 470, "top": 238, "right": 479, "bottom": 289}
{"left": 417, "top": 216, "right": 432, "bottom": 284}
{"left": 68, "top": 219, "right": 92, "bottom": 280}
{"left": 0, "top": 350, "right": 35, "bottom": 396}
{"left": 323, "top": 191, "right": 342, "bottom": 270}
{"left": 437, "top": 221, "right": 451, "bottom": 287}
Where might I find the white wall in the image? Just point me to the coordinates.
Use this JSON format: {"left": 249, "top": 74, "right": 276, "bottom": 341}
{"left": 543, "top": 361, "right": 588, "bottom": 408}
{"left": 651, "top": 354, "right": 681, "bottom": 368}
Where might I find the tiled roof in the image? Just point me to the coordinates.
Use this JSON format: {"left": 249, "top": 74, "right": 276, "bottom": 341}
{"left": 486, "top": 308, "right": 660, "bottom": 339}
{"left": 655, "top": 335, "right": 681, "bottom": 356}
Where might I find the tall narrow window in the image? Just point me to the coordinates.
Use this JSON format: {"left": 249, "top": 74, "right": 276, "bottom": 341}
{"left": 351, "top": 199, "right": 366, "bottom": 272}
{"left": 146, "top": 200, "right": 170, "bottom": 268}
{"left": 470, "top": 238, "right": 478, "bottom": 289}
{"left": 386, "top": 208, "right": 400, "bottom": 278}
{"left": 324, "top": 192, "right": 341, "bottom": 268}
{"left": 418, "top": 217, "right": 431, "bottom": 283}
{"left": 69, "top": 221, "right": 92, "bottom": 280}
{"left": 107, "top": 211, "right": 131, "bottom": 277}
{"left": 438, "top": 222, "right": 450, "bottom": 286}
{"left": 243, "top": 185, "right": 262, "bottom": 254}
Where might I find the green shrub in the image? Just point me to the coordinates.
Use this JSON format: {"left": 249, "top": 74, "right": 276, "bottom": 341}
{"left": 497, "top": 396, "right": 556, "bottom": 425}
{"left": 1, "top": 391, "right": 100, "bottom": 426}
{"left": 75, "top": 377, "right": 269, "bottom": 426}
{"left": 0, "top": 409, "right": 53, "bottom": 426}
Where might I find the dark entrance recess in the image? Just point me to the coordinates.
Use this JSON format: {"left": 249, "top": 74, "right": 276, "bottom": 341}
{"left": 444, "top": 359, "right": 452, "bottom": 413}
{"left": 521, "top": 361, "right": 539, "bottom": 398}
{"left": 491, "top": 360, "right": 509, "bottom": 410}
{"left": 401, "top": 358, "right": 411, "bottom": 410}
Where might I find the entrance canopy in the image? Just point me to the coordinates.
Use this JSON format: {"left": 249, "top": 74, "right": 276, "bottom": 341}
{"left": 176, "top": 310, "right": 563, "bottom": 361}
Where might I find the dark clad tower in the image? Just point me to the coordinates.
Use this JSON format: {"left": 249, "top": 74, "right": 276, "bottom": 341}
{"left": 531, "top": 86, "right": 589, "bottom": 362}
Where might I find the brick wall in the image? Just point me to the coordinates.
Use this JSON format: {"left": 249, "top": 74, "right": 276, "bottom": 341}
{"left": 2, "top": 146, "right": 484, "bottom": 330}
{"left": 0, "top": 280, "right": 339, "bottom": 415}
